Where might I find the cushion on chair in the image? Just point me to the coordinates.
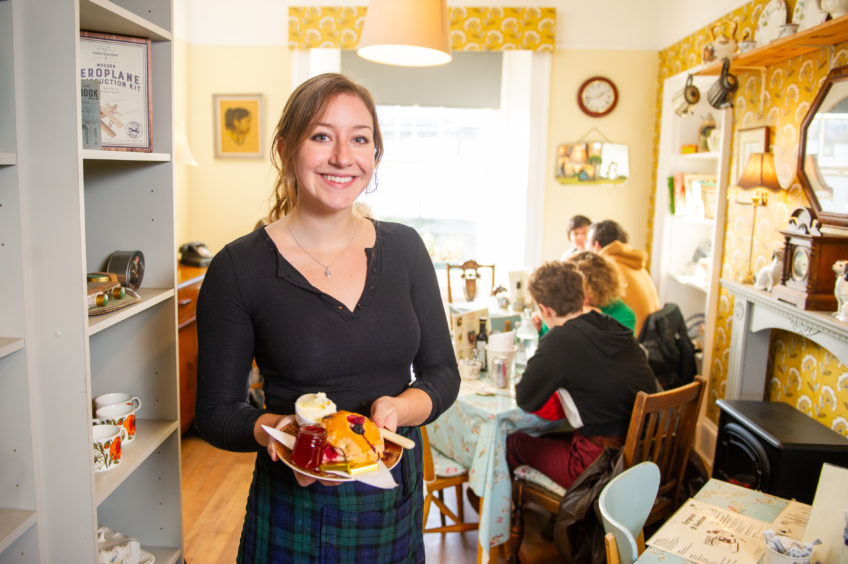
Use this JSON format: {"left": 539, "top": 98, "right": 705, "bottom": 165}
{"left": 514, "top": 464, "right": 567, "bottom": 497}
{"left": 432, "top": 448, "right": 467, "bottom": 477}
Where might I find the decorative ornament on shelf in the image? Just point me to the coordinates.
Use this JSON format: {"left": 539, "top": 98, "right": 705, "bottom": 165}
{"left": 672, "top": 74, "right": 701, "bottom": 118}
{"left": 772, "top": 207, "right": 848, "bottom": 310}
{"left": 702, "top": 20, "right": 738, "bottom": 63}
{"left": 707, "top": 58, "right": 739, "bottom": 109}
{"left": 832, "top": 260, "right": 848, "bottom": 322}
{"left": 754, "top": 246, "right": 784, "bottom": 292}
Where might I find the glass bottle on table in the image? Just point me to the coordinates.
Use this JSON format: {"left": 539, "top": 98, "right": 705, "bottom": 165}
{"left": 475, "top": 317, "right": 488, "bottom": 371}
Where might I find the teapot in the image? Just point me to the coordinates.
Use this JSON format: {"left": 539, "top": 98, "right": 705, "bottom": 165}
{"left": 821, "top": 0, "right": 848, "bottom": 18}
{"left": 703, "top": 20, "right": 738, "bottom": 63}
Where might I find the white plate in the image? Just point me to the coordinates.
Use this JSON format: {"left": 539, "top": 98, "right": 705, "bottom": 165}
{"left": 792, "top": 0, "right": 828, "bottom": 31}
{"left": 756, "top": 0, "right": 789, "bottom": 46}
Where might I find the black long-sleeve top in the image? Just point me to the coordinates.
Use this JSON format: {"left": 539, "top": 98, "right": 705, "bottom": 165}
{"left": 194, "top": 220, "right": 460, "bottom": 452}
{"left": 516, "top": 310, "right": 658, "bottom": 437}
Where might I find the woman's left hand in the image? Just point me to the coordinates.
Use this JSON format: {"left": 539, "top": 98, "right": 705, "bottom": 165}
{"left": 370, "top": 396, "right": 400, "bottom": 432}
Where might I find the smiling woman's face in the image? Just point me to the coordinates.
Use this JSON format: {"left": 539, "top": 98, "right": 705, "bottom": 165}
{"left": 294, "top": 93, "right": 375, "bottom": 214}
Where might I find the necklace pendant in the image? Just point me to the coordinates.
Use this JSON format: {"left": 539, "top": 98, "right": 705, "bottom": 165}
{"left": 325, "top": 267, "right": 332, "bottom": 277}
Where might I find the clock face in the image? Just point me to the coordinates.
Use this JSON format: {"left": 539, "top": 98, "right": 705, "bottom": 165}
{"left": 791, "top": 247, "right": 809, "bottom": 281}
{"left": 577, "top": 77, "right": 618, "bottom": 117}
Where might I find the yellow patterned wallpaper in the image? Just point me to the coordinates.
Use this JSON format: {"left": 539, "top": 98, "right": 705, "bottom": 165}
{"left": 287, "top": 6, "right": 555, "bottom": 52}
{"left": 655, "top": 1, "right": 848, "bottom": 437}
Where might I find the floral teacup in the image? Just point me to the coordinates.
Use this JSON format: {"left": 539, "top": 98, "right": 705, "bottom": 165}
{"left": 94, "top": 403, "right": 139, "bottom": 442}
{"left": 92, "top": 424, "right": 128, "bottom": 472}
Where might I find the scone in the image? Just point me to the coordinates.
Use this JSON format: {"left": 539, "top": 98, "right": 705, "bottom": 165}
{"left": 322, "top": 410, "right": 385, "bottom": 465}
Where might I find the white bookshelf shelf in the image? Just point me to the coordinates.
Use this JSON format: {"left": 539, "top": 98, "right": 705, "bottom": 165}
{"left": 82, "top": 150, "right": 171, "bottom": 162}
{"left": 80, "top": 0, "right": 172, "bottom": 41}
{"left": 0, "top": 337, "right": 24, "bottom": 360}
{"left": 95, "top": 419, "right": 179, "bottom": 506}
{"left": 0, "top": 153, "right": 15, "bottom": 166}
{"left": 0, "top": 509, "right": 36, "bottom": 554}
{"left": 87, "top": 288, "right": 174, "bottom": 336}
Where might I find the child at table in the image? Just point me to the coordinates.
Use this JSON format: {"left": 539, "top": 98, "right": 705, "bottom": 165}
{"left": 506, "top": 261, "right": 657, "bottom": 489}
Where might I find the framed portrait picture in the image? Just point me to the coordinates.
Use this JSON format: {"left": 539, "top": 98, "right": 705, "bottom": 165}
{"left": 734, "top": 126, "right": 770, "bottom": 181}
{"left": 79, "top": 31, "right": 153, "bottom": 151}
{"left": 213, "top": 94, "right": 264, "bottom": 158}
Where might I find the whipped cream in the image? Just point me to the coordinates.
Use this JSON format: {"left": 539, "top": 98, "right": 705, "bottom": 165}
{"left": 295, "top": 392, "right": 337, "bottom": 425}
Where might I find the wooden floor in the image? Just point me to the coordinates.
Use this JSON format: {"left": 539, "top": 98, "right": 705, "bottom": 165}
{"left": 181, "top": 431, "right": 560, "bottom": 563}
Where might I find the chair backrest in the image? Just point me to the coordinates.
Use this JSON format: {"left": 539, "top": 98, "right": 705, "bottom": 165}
{"left": 599, "top": 461, "right": 660, "bottom": 563}
{"left": 420, "top": 425, "right": 436, "bottom": 483}
{"left": 622, "top": 375, "right": 706, "bottom": 525}
{"left": 445, "top": 260, "right": 495, "bottom": 303}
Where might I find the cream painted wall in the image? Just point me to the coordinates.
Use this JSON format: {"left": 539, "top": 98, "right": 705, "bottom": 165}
{"left": 542, "top": 49, "right": 659, "bottom": 260}
{"left": 174, "top": 38, "right": 190, "bottom": 248}
{"left": 183, "top": 45, "right": 290, "bottom": 253}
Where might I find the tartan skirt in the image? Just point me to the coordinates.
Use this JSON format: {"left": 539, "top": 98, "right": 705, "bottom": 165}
{"left": 237, "top": 426, "right": 425, "bottom": 564}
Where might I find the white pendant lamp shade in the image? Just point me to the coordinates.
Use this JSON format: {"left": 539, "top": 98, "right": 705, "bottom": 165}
{"left": 357, "top": 0, "right": 452, "bottom": 67}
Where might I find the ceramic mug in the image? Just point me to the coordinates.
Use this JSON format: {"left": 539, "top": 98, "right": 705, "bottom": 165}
{"left": 94, "top": 403, "right": 140, "bottom": 443}
{"left": 92, "top": 424, "right": 128, "bottom": 472}
{"left": 94, "top": 392, "right": 142, "bottom": 413}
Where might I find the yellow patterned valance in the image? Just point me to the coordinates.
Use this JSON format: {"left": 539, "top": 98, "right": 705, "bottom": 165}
{"left": 287, "top": 6, "right": 556, "bottom": 52}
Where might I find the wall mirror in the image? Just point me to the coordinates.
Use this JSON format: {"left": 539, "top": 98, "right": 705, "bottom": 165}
{"left": 798, "top": 64, "right": 848, "bottom": 228}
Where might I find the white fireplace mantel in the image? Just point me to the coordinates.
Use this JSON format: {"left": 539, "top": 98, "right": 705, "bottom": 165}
{"left": 722, "top": 280, "right": 848, "bottom": 400}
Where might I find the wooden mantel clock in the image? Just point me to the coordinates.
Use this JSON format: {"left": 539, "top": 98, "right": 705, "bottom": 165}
{"left": 772, "top": 207, "right": 848, "bottom": 310}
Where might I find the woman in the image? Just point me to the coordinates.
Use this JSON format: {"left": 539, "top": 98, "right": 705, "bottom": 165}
{"left": 194, "top": 73, "right": 460, "bottom": 563}
{"left": 567, "top": 251, "right": 636, "bottom": 332}
{"left": 560, "top": 214, "right": 591, "bottom": 259}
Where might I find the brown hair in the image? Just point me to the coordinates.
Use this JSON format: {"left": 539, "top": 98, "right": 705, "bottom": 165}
{"left": 567, "top": 251, "right": 623, "bottom": 308}
{"left": 528, "top": 261, "right": 584, "bottom": 317}
{"left": 267, "top": 73, "right": 384, "bottom": 222}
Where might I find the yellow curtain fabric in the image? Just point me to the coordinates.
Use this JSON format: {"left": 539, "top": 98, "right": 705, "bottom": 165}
{"left": 287, "top": 6, "right": 555, "bottom": 52}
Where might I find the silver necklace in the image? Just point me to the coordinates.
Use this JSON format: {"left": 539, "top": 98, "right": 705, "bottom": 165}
{"left": 287, "top": 218, "right": 358, "bottom": 278}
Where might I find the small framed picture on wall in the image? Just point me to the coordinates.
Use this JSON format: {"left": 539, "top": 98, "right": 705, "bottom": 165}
{"left": 213, "top": 94, "right": 264, "bottom": 158}
{"left": 734, "top": 126, "right": 770, "bottom": 180}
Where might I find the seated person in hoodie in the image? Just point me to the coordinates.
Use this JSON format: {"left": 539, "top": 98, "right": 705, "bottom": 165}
{"left": 532, "top": 251, "right": 636, "bottom": 337}
{"left": 587, "top": 219, "right": 660, "bottom": 336}
{"left": 506, "top": 261, "right": 657, "bottom": 489}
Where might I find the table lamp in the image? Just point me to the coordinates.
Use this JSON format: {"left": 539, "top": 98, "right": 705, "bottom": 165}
{"left": 736, "top": 152, "right": 781, "bottom": 284}
{"left": 357, "top": 0, "right": 452, "bottom": 67}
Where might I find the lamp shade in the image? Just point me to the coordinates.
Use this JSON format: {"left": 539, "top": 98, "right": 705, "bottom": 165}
{"left": 357, "top": 0, "right": 452, "bottom": 67}
{"left": 737, "top": 152, "right": 780, "bottom": 190}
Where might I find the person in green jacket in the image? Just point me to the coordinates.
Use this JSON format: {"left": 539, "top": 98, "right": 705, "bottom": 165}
{"left": 533, "top": 252, "right": 636, "bottom": 336}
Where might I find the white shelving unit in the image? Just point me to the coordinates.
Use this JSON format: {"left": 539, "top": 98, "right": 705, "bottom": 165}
{"left": 651, "top": 71, "right": 731, "bottom": 381}
{"left": 2, "top": 0, "right": 182, "bottom": 561}
{"left": 651, "top": 71, "right": 731, "bottom": 470}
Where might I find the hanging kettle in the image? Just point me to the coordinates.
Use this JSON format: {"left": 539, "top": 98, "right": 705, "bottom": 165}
{"left": 707, "top": 58, "right": 738, "bottom": 109}
{"left": 673, "top": 74, "right": 701, "bottom": 117}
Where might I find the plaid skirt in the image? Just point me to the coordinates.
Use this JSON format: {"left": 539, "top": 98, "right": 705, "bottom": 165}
{"left": 237, "top": 426, "right": 424, "bottom": 564}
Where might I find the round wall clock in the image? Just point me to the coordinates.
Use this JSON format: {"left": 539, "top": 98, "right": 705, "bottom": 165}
{"left": 577, "top": 76, "right": 619, "bottom": 117}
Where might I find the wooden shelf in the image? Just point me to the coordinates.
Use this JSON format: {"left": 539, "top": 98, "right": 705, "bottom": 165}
{"left": 697, "top": 15, "right": 848, "bottom": 75}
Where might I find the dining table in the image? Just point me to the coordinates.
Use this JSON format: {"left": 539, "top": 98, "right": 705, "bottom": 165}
{"left": 426, "top": 375, "right": 561, "bottom": 564}
{"left": 636, "top": 478, "right": 812, "bottom": 564}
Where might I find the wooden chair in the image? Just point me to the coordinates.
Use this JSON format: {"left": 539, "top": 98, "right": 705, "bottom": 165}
{"left": 623, "top": 375, "right": 706, "bottom": 526}
{"left": 421, "top": 426, "right": 478, "bottom": 534}
{"left": 599, "top": 461, "right": 660, "bottom": 564}
{"left": 506, "top": 376, "right": 706, "bottom": 561}
{"left": 445, "top": 260, "right": 495, "bottom": 303}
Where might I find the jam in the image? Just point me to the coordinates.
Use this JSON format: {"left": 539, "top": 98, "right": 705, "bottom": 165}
{"left": 291, "top": 425, "right": 327, "bottom": 470}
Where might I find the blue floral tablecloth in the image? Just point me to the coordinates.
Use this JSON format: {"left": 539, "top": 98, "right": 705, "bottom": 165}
{"left": 426, "top": 377, "right": 559, "bottom": 563}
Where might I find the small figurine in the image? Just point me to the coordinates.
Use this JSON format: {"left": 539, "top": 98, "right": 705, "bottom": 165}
{"left": 754, "top": 247, "right": 784, "bottom": 292}
{"left": 833, "top": 260, "right": 848, "bottom": 322}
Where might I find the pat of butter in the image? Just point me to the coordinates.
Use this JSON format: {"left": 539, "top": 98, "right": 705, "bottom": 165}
{"left": 320, "top": 462, "right": 351, "bottom": 474}
{"left": 349, "top": 462, "right": 379, "bottom": 475}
